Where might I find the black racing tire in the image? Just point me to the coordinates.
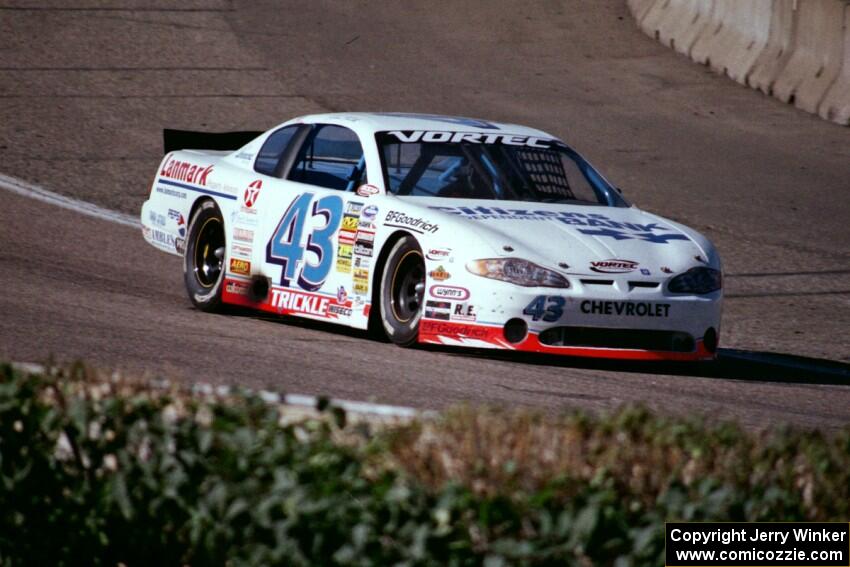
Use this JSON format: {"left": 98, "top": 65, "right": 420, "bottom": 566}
{"left": 183, "top": 200, "right": 226, "bottom": 312}
{"left": 379, "top": 236, "right": 425, "bottom": 346}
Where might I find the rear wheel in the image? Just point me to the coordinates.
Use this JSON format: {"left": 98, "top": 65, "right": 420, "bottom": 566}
{"left": 184, "top": 200, "right": 226, "bottom": 312}
{"left": 379, "top": 236, "right": 425, "bottom": 346}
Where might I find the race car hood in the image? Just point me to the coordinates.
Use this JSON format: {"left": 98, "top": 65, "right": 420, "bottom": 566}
{"left": 396, "top": 197, "right": 718, "bottom": 275}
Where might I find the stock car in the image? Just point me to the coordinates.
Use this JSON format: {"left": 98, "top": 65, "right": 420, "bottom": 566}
{"left": 141, "top": 112, "right": 722, "bottom": 361}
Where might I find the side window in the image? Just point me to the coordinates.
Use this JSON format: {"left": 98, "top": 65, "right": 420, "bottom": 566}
{"left": 287, "top": 125, "right": 365, "bottom": 191}
{"left": 254, "top": 126, "right": 299, "bottom": 176}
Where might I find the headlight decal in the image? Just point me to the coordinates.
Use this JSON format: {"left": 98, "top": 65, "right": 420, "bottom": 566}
{"left": 466, "top": 258, "right": 570, "bottom": 288}
{"left": 667, "top": 267, "right": 722, "bottom": 294}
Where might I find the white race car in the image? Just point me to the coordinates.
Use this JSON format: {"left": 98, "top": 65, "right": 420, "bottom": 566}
{"left": 141, "top": 113, "right": 722, "bottom": 361}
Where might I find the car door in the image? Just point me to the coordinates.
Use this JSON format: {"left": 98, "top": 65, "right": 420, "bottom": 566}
{"left": 255, "top": 123, "right": 371, "bottom": 327}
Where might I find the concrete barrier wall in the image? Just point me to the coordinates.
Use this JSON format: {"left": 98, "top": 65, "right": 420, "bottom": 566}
{"left": 819, "top": 2, "right": 850, "bottom": 123}
{"left": 628, "top": 0, "right": 850, "bottom": 126}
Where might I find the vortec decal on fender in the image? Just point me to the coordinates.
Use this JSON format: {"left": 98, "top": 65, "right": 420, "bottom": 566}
{"left": 580, "top": 300, "right": 670, "bottom": 318}
{"left": 384, "top": 211, "right": 439, "bottom": 234}
{"left": 160, "top": 158, "right": 213, "bottom": 186}
{"left": 590, "top": 259, "right": 639, "bottom": 274}
{"left": 426, "top": 248, "right": 451, "bottom": 261}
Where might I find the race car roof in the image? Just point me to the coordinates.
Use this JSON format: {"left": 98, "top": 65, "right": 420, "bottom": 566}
{"left": 292, "top": 112, "right": 555, "bottom": 138}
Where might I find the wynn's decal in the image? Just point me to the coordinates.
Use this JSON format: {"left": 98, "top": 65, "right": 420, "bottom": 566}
{"left": 386, "top": 130, "right": 554, "bottom": 148}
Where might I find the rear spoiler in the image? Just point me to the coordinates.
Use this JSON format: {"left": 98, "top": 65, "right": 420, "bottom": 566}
{"left": 163, "top": 129, "right": 263, "bottom": 154}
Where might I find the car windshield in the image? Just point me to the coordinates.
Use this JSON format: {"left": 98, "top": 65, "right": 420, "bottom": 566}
{"left": 376, "top": 130, "right": 626, "bottom": 206}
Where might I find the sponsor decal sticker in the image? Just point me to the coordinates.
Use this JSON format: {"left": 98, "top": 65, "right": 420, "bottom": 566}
{"left": 353, "top": 241, "right": 373, "bottom": 257}
{"left": 231, "top": 244, "right": 252, "bottom": 259}
{"left": 420, "top": 320, "right": 492, "bottom": 340}
{"left": 354, "top": 256, "right": 371, "bottom": 269}
{"left": 231, "top": 211, "right": 259, "bottom": 227}
{"left": 387, "top": 130, "right": 553, "bottom": 148}
{"left": 270, "top": 288, "right": 329, "bottom": 316}
{"left": 155, "top": 185, "right": 186, "bottom": 199}
{"left": 243, "top": 179, "right": 262, "bottom": 209}
{"left": 384, "top": 211, "right": 439, "bottom": 234}
{"left": 354, "top": 268, "right": 369, "bottom": 295}
{"left": 336, "top": 243, "right": 353, "bottom": 273}
{"left": 355, "top": 230, "right": 375, "bottom": 244}
{"left": 226, "top": 280, "right": 251, "bottom": 296}
{"left": 361, "top": 205, "right": 379, "bottom": 222}
{"left": 229, "top": 258, "right": 251, "bottom": 276}
{"left": 429, "top": 285, "right": 469, "bottom": 300}
{"left": 356, "top": 184, "right": 380, "bottom": 197}
{"left": 661, "top": 266, "right": 674, "bottom": 274}
{"left": 345, "top": 201, "right": 364, "bottom": 215}
{"left": 590, "top": 259, "right": 639, "bottom": 274}
{"left": 234, "top": 228, "right": 254, "bottom": 243}
{"left": 428, "top": 265, "right": 451, "bottom": 281}
{"left": 426, "top": 248, "right": 451, "bottom": 261}
{"left": 337, "top": 286, "right": 348, "bottom": 304}
{"left": 425, "top": 300, "right": 451, "bottom": 321}
{"left": 640, "top": 268, "right": 651, "bottom": 276}
{"left": 149, "top": 210, "right": 166, "bottom": 227}
{"left": 150, "top": 228, "right": 178, "bottom": 250}
{"left": 337, "top": 257, "right": 352, "bottom": 273}
{"left": 160, "top": 158, "right": 214, "bottom": 186}
{"left": 451, "top": 303, "right": 476, "bottom": 322}
{"left": 341, "top": 215, "right": 360, "bottom": 232}
{"left": 429, "top": 206, "right": 688, "bottom": 245}
{"left": 580, "top": 300, "right": 670, "bottom": 318}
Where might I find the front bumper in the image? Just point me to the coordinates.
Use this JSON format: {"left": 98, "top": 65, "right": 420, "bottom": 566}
{"left": 418, "top": 280, "right": 722, "bottom": 361}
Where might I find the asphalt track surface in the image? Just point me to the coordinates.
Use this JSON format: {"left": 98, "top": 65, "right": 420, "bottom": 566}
{"left": 1, "top": 0, "right": 848, "bottom": 430}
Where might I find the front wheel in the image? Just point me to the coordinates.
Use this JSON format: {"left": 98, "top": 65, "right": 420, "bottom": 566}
{"left": 379, "top": 236, "right": 425, "bottom": 346}
{"left": 183, "top": 200, "right": 226, "bottom": 312}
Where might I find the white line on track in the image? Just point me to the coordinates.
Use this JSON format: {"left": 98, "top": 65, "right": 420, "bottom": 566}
{"left": 1, "top": 172, "right": 422, "bottom": 419}
{"left": 0, "top": 171, "right": 139, "bottom": 228}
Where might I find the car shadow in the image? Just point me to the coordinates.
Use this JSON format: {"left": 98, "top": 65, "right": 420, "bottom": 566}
{"left": 229, "top": 307, "right": 850, "bottom": 386}
{"left": 431, "top": 346, "right": 850, "bottom": 386}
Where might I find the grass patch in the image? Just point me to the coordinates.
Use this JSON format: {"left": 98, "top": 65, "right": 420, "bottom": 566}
{"left": 0, "top": 362, "right": 847, "bottom": 566}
